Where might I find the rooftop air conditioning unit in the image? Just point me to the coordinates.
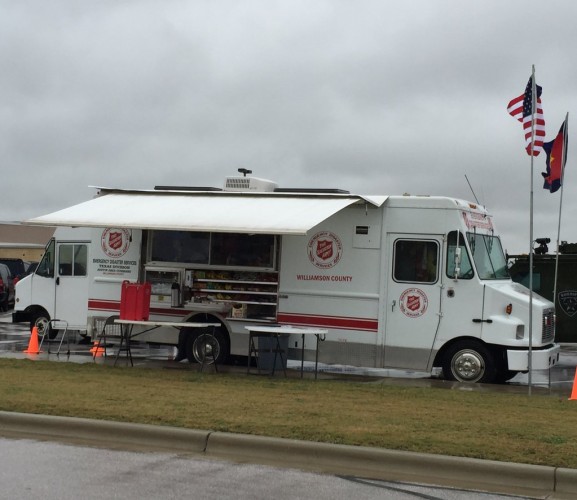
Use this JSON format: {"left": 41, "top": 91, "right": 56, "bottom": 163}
{"left": 223, "top": 177, "right": 278, "bottom": 192}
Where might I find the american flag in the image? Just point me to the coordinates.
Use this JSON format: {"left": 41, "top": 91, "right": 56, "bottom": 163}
{"left": 507, "top": 76, "right": 545, "bottom": 156}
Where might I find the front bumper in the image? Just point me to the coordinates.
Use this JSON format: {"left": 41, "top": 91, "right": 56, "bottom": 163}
{"left": 12, "top": 310, "right": 30, "bottom": 324}
{"left": 507, "top": 344, "right": 561, "bottom": 371}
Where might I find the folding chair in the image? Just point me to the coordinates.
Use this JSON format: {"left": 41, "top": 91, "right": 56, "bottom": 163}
{"left": 92, "top": 315, "right": 120, "bottom": 360}
{"left": 38, "top": 319, "right": 70, "bottom": 356}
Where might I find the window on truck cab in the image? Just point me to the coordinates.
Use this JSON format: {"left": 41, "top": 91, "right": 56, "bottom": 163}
{"left": 446, "top": 231, "right": 474, "bottom": 279}
{"left": 393, "top": 239, "right": 438, "bottom": 283}
{"left": 58, "top": 244, "right": 88, "bottom": 277}
{"left": 36, "top": 239, "right": 55, "bottom": 278}
{"left": 466, "top": 232, "right": 509, "bottom": 280}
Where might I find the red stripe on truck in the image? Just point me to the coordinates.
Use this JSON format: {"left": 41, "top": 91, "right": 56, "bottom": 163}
{"left": 88, "top": 299, "right": 120, "bottom": 312}
{"left": 277, "top": 313, "right": 378, "bottom": 332}
{"left": 88, "top": 301, "right": 206, "bottom": 319}
{"left": 88, "top": 300, "right": 378, "bottom": 332}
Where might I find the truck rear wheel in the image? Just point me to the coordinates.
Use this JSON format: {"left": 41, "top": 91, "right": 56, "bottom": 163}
{"left": 185, "top": 328, "right": 228, "bottom": 365}
{"left": 442, "top": 341, "right": 497, "bottom": 383}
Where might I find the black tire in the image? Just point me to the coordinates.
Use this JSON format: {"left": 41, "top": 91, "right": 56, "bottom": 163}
{"left": 29, "top": 311, "right": 59, "bottom": 340}
{"left": 442, "top": 340, "right": 498, "bottom": 383}
{"left": 185, "top": 328, "right": 229, "bottom": 365}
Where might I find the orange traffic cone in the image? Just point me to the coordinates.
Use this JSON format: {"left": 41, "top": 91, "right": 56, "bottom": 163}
{"left": 90, "top": 342, "right": 105, "bottom": 357}
{"left": 23, "top": 326, "right": 42, "bottom": 354}
{"left": 569, "top": 368, "right": 577, "bottom": 401}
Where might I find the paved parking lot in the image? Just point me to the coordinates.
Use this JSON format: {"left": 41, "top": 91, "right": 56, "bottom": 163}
{"left": 1, "top": 310, "right": 576, "bottom": 396}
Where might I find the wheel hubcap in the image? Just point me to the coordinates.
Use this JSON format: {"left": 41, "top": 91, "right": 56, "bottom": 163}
{"left": 193, "top": 334, "right": 219, "bottom": 364}
{"left": 35, "top": 318, "right": 48, "bottom": 335}
{"left": 452, "top": 349, "right": 485, "bottom": 382}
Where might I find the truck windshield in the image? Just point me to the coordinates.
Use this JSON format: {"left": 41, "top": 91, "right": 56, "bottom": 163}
{"left": 36, "top": 239, "right": 55, "bottom": 278}
{"left": 466, "top": 232, "right": 509, "bottom": 280}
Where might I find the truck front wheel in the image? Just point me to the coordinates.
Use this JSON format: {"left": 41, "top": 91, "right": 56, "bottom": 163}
{"left": 442, "top": 341, "right": 497, "bottom": 383}
{"left": 30, "top": 311, "right": 58, "bottom": 340}
{"left": 185, "top": 328, "right": 229, "bottom": 365}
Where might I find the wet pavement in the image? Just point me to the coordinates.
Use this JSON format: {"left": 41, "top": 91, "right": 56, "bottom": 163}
{"left": 1, "top": 310, "right": 575, "bottom": 396}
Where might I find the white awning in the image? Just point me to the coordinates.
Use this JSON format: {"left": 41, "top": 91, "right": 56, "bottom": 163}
{"left": 26, "top": 190, "right": 387, "bottom": 235}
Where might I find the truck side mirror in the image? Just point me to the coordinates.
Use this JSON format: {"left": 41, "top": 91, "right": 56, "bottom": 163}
{"left": 454, "top": 247, "right": 462, "bottom": 281}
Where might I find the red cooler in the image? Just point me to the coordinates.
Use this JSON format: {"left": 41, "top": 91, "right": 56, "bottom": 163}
{"left": 120, "top": 281, "right": 151, "bottom": 321}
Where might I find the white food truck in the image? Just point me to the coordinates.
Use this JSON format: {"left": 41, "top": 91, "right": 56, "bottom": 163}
{"left": 14, "top": 175, "right": 560, "bottom": 383}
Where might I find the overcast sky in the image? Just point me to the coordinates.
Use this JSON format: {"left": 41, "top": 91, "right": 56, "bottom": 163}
{"left": 2, "top": 0, "right": 576, "bottom": 254}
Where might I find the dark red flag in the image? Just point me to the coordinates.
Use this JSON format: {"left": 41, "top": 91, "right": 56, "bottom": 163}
{"left": 542, "top": 118, "right": 568, "bottom": 193}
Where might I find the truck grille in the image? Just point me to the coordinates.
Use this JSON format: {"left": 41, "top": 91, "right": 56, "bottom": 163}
{"left": 542, "top": 308, "right": 555, "bottom": 343}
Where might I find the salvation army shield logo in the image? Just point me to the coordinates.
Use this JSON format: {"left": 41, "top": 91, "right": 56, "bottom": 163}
{"left": 407, "top": 295, "right": 421, "bottom": 311}
{"left": 316, "top": 239, "right": 333, "bottom": 260}
{"left": 558, "top": 290, "right": 577, "bottom": 317}
{"left": 108, "top": 232, "right": 123, "bottom": 251}
{"left": 400, "top": 288, "right": 428, "bottom": 318}
{"left": 307, "top": 231, "right": 342, "bottom": 269}
{"left": 101, "top": 228, "right": 131, "bottom": 258}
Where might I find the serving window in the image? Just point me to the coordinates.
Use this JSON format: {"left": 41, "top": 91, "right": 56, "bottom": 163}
{"left": 147, "top": 230, "right": 277, "bottom": 269}
{"left": 210, "top": 233, "right": 275, "bottom": 267}
{"left": 150, "top": 231, "right": 209, "bottom": 264}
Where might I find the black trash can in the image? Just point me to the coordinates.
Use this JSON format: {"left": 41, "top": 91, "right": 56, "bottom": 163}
{"left": 257, "top": 334, "right": 289, "bottom": 372}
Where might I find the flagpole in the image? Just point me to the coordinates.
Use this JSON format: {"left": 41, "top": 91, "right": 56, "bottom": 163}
{"left": 528, "top": 65, "right": 536, "bottom": 396}
{"left": 553, "top": 112, "right": 569, "bottom": 320}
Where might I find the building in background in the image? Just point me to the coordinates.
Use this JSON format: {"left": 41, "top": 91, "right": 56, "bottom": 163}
{"left": 0, "top": 222, "right": 55, "bottom": 261}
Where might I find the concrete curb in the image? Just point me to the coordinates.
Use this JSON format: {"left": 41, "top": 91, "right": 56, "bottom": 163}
{"left": 0, "top": 411, "right": 575, "bottom": 498}
{"left": 0, "top": 411, "right": 209, "bottom": 454}
{"left": 206, "top": 432, "right": 554, "bottom": 497}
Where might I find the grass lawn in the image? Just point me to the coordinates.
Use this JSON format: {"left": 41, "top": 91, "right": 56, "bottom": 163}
{"left": 1, "top": 358, "right": 576, "bottom": 468}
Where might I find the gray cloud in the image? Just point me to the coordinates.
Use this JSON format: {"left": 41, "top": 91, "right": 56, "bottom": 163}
{"left": 2, "top": 0, "right": 577, "bottom": 253}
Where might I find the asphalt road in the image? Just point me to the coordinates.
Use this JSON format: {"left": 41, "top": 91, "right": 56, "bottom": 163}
{"left": 0, "top": 437, "right": 538, "bottom": 500}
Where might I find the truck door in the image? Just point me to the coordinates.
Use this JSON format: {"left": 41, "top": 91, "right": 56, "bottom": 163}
{"left": 29, "top": 238, "right": 57, "bottom": 320}
{"left": 55, "top": 242, "right": 89, "bottom": 329}
{"left": 384, "top": 235, "right": 443, "bottom": 370}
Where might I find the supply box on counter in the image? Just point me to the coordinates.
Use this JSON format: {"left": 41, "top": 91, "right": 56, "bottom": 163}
{"left": 230, "top": 303, "right": 247, "bottom": 318}
{"left": 120, "top": 281, "right": 151, "bottom": 321}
